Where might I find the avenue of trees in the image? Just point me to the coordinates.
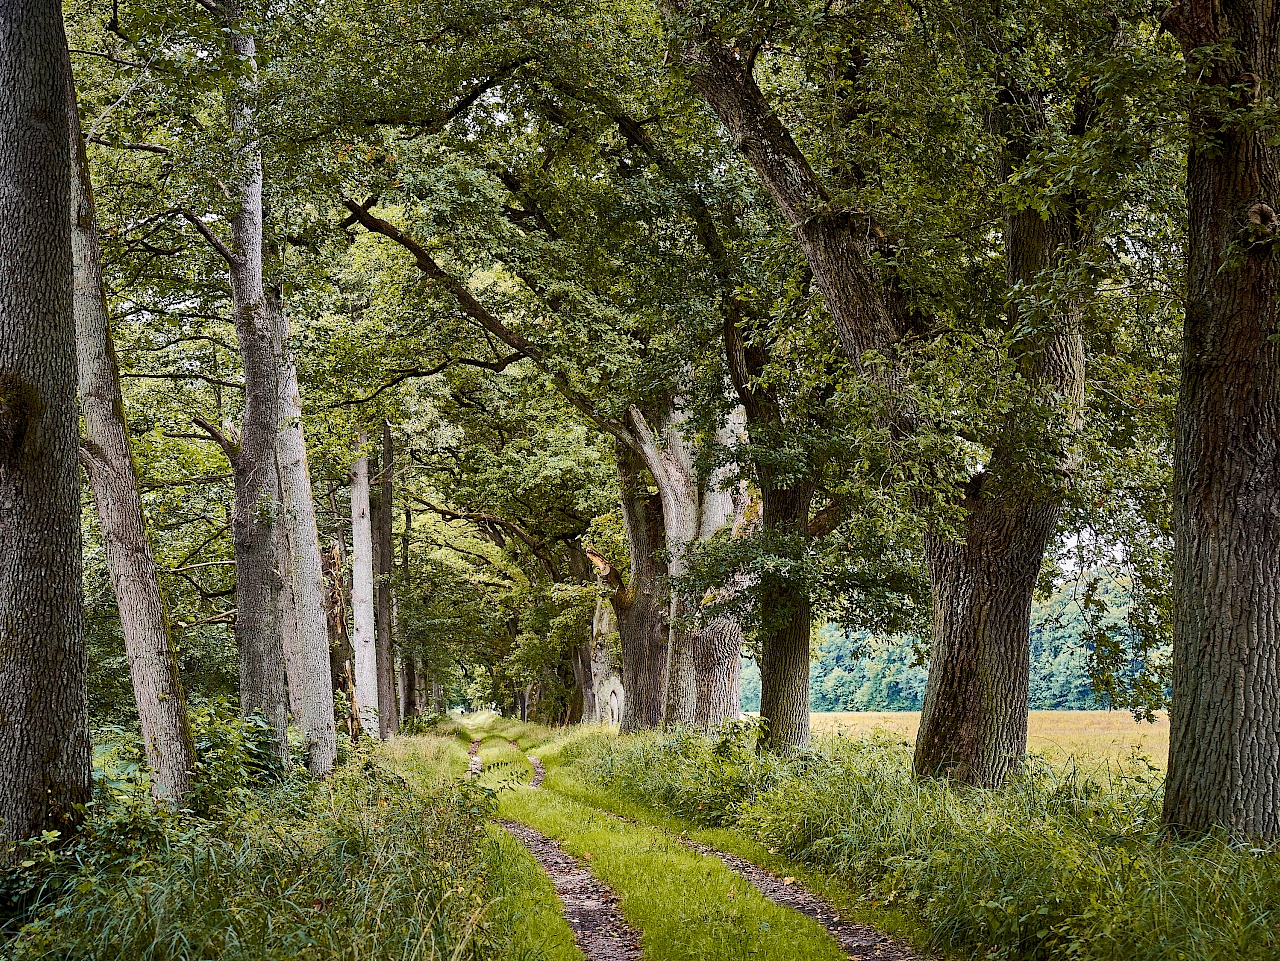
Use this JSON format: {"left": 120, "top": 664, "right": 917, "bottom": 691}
{"left": 1, "top": 0, "right": 1278, "bottom": 849}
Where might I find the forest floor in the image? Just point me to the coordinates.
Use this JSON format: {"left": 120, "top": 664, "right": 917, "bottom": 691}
{"left": 448, "top": 715, "right": 931, "bottom": 961}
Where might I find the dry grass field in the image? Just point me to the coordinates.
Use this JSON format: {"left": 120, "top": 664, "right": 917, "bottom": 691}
{"left": 812, "top": 710, "right": 1170, "bottom": 770}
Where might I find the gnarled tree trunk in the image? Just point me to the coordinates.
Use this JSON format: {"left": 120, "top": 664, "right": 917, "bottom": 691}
{"left": 1162, "top": 0, "right": 1280, "bottom": 838}
{"left": 915, "top": 496, "right": 1059, "bottom": 784}
{"left": 68, "top": 70, "right": 196, "bottom": 802}
{"left": 0, "top": 0, "right": 91, "bottom": 850}
{"left": 914, "top": 80, "right": 1086, "bottom": 786}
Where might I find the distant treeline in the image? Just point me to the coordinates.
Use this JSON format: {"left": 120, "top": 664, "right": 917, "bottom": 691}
{"left": 743, "top": 576, "right": 1161, "bottom": 713}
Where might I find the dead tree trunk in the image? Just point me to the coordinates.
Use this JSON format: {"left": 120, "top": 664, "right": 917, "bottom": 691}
{"left": 1162, "top": 0, "right": 1280, "bottom": 838}
{"left": 0, "top": 0, "right": 91, "bottom": 850}
{"left": 68, "top": 71, "right": 195, "bottom": 802}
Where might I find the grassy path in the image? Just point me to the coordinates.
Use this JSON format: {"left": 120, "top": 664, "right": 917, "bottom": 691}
{"left": 456, "top": 716, "right": 926, "bottom": 961}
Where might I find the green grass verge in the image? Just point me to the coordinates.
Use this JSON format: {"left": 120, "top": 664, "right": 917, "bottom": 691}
{"left": 482, "top": 826, "right": 583, "bottom": 961}
{"left": 498, "top": 785, "right": 850, "bottom": 961}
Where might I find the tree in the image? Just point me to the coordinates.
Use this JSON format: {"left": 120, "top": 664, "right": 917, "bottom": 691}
{"left": 69, "top": 59, "right": 197, "bottom": 802}
{"left": 349, "top": 439, "right": 379, "bottom": 736}
{"left": 0, "top": 0, "right": 91, "bottom": 850}
{"left": 1162, "top": 0, "right": 1280, "bottom": 838}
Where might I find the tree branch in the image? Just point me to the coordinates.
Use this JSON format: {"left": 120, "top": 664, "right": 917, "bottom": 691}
{"left": 341, "top": 196, "right": 640, "bottom": 451}
{"left": 180, "top": 209, "right": 240, "bottom": 268}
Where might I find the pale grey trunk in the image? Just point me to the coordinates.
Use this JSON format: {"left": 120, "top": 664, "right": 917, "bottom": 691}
{"left": 374, "top": 422, "right": 398, "bottom": 737}
{"left": 0, "top": 0, "right": 91, "bottom": 850}
{"left": 68, "top": 70, "right": 195, "bottom": 801}
{"left": 274, "top": 334, "right": 336, "bottom": 775}
{"left": 627, "top": 402, "right": 745, "bottom": 728}
{"left": 349, "top": 444, "right": 378, "bottom": 737}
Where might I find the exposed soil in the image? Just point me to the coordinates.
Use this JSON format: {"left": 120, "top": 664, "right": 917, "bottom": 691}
{"left": 528, "top": 755, "right": 546, "bottom": 787}
{"left": 499, "top": 819, "right": 643, "bottom": 961}
{"left": 679, "top": 838, "right": 922, "bottom": 961}
{"left": 467, "top": 738, "right": 482, "bottom": 777}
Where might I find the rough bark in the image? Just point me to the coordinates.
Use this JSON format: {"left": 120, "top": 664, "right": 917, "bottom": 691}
{"left": 669, "top": 23, "right": 901, "bottom": 369}
{"left": 349, "top": 442, "right": 379, "bottom": 737}
{"left": 68, "top": 68, "right": 195, "bottom": 802}
{"left": 610, "top": 441, "right": 670, "bottom": 731}
{"left": 1162, "top": 0, "right": 1280, "bottom": 838}
{"left": 374, "top": 422, "right": 398, "bottom": 738}
{"left": 273, "top": 338, "right": 336, "bottom": 775}
{"left": 0, "top": 0, "right": 91, "bottom": 849}
{"left": 755, "top": 482, "right": 816, "bottom": 752}
{"left": 627, "top": 402, "right": 745, "bottom": 728}
{"left": 915, "top": 85, "right": 1086, "bottom": 786}
{"left": 195, "top": 16, "right": 287, "bottom": 761}
{"left": 402, "top": 653, "right": 418, "bottom": 721}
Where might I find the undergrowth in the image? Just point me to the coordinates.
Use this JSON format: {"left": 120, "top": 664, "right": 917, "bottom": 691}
{"left": 1, "top": 715, "right": 498, "bottom": 961}
{"left": 571, "top": 725, "right": 1280, "bottom": 961}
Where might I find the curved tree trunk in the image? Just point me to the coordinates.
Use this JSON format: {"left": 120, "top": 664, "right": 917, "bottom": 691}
{"left": 1162, "top": 0, "right": 1280, "bottom": 838}
{"left": 914, "top": 81, "right": 1086, "bottom": 787}
{"left": 274, "top": 337, "right": 336, "bottom": 775}
{"left": 0, "top": 0, "right": 91, "bottom": 851}
{"left": 349, "top": 442, "right": 379, "bottom": 737}
{"left": 756, "top": 481, "right": 815, "bottom": 752}
{"left": 68, "top": 71, "right": 196, "bottom": 802}
{"left": 914, "top": 498, "right": 1059, "bottom": 785}
{"left": 612, "top": 441, "right": 669, "bottom": 731}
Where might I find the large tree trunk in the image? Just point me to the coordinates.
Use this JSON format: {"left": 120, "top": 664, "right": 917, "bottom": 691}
{"left": 755, "top": 481, "right": 815, "bottom": 752}
{"left": 914, "top": 87, "right": 1086, "bottom": 786}
{"left": 374, "top": 422, "right": 398, "bottom": 738}
{"left": 349, "top": 443, "right": 379, "bottom": 737}
{"left": 0, "top": 0, "right": 91, "bottom": 851}
{"left": 206, "top": 18, "right": 287, "bottom": 762}
{"left": 273, "top": 337, "right": 336, "bottom": 775}
{"left": 626, "top": 402, "right": 745, "bottom": 728}
{"left": 612, "top": 441, "right": 669, "bottom": 731}
{"left": 1162, "top": 1, "right": 1280, "bottom": 838}
{"left": 68, "top": 71, "right": 195, "bottom": 802}
{"left": 915, "top": 498, "right": 1059, "bottom": 785}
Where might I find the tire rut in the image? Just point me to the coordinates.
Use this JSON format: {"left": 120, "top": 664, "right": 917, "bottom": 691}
{"left": 549, "top": 798, "right": 921, "bottom": 961}
{"left": 499, "top": 819, "right": 644, "bottom": 961}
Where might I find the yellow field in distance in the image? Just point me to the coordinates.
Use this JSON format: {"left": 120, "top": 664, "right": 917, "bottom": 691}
{"left": 811, "top": 710, "right": 1170, "bottom": 770}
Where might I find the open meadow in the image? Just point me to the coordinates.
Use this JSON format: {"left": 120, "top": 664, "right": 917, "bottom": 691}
{"left": 812, "top": 710, "right": 1171, "bottom": 769}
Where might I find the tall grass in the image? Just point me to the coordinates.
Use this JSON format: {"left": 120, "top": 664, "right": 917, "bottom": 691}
{"left": 574, "top": 727, "right": 1280, "bottom": 961}
{"left": 3, "top": 738, "right": 495, "bottom": 961}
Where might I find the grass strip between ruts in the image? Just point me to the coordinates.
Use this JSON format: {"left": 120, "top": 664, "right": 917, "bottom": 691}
{"left": 483, "top": 824, "right": 585, "bottom": 961}
{"left": 498, "top": 785, "right": 850, "bottom": 961}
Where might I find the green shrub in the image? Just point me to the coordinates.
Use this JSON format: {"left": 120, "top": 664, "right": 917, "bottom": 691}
{"left": 574, "top": 730, "right": 1280, "bottom": 961}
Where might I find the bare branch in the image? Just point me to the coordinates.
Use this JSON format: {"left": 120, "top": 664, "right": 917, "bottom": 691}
{"left": 180, "top": 209, "right": 240, "bottom": 268}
